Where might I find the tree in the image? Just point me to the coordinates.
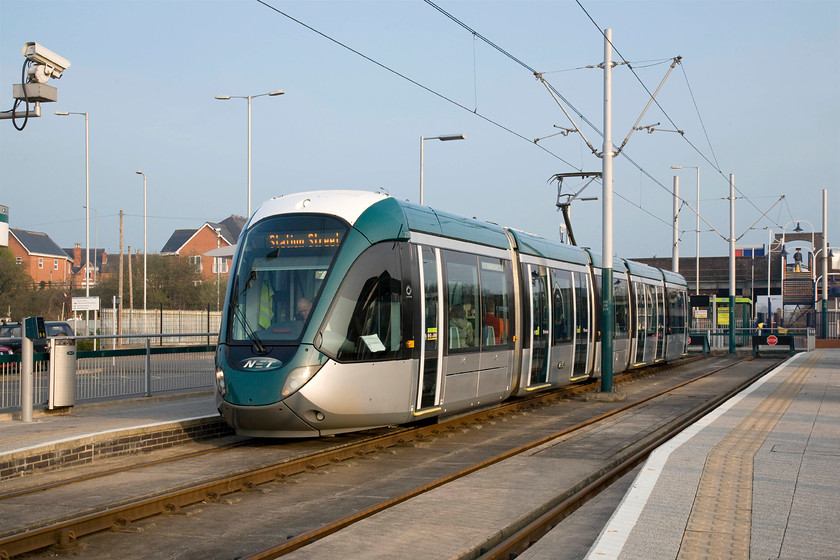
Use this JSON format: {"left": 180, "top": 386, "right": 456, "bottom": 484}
{"left": 0, "top": 248, "right": 70, "bottom": 321}
{"left": 95, "top": 253, "right": 227, "bottom": 311}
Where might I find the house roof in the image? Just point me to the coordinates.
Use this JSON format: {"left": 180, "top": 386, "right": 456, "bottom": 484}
{"left": 61, "top": 247, "right": 108, "bottom": 275}
{"left": 160, "top": 229, "right": 196, "bottom": 254}
{"left": 160, "top": 215, "right": 247, "bottom": 255}
{"left": 10, "top": 229, "right": 70, "bottom": 259}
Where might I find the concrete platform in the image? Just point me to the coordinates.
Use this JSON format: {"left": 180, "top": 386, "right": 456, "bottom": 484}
{"left": 0, "top": 391, "right": 226, "bottom": 480}
{"left": 275, "top": 350, "right": 839, "bottom": 560}
{"left": 586, "top": 349, "right": 840, "bottom": 559}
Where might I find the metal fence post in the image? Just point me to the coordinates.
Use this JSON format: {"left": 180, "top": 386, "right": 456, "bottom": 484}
{"left": 144, "top": 338, "right": 152, "bottom": 397}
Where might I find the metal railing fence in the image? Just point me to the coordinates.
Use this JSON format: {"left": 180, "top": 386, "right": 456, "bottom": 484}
{"left": 0, "top": 333, "right": 216, "bottom": 414}
{"left": 686, "top": 327, "right": 815, "bottom": 353}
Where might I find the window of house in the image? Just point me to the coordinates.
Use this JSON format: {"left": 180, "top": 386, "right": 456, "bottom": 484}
{"left": 212, "top": 257, "right": 229, "bottom": 274}
{"left": 38, "top": 258, "right": 43, "bottom": 269}
{"left": 54, "top": 259, "right": 59, "bottom": 270}
{"left": 189, "top": 255, "right": 202, "bottom": 272}
{"left": 15, "top": 257, "right": 22, "bottom": 265}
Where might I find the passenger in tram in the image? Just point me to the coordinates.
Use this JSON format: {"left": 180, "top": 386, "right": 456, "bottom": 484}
{"left": 483, "top": 301, "right": 504, "bottom": 345}
{"left": 449, "top": 304, "right": 475, "bottom": 349}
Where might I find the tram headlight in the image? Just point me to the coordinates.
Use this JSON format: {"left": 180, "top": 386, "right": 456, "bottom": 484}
{"left": 281, "top": 366, "right": 317, "bottom": 397}
{"left": 215, "top": 368, "right": 226, "bottom": 396}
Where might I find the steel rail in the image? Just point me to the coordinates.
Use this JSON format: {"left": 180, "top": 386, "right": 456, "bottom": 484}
{"left": 0, "top": 354, "right": 709, "bottom": 558}
{"left": 475, "top": 358, "right": 782, "bottom": 559}
{"left": 241, "top": 356, "right": 758, "bottom": 559}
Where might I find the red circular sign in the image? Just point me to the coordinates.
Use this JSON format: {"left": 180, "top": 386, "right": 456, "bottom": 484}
{"left": 687, "top": 336, "right": 692, "bottom": 345}
{"left": 767, "top": 335, "right": 778, "bottom": 346}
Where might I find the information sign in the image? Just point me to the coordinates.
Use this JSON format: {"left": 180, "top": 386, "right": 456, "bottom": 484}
{"left": 72, "top": 296, "right": 100, "bottom": 311}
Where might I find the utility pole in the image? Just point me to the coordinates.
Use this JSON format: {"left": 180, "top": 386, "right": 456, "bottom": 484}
{"left": 128, "top": 245, "right": 134, "bottom": 312}
{"left": 600, "top": 28, "right": 616, "bottom": 394}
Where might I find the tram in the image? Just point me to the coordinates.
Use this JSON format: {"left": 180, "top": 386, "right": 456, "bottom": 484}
{"left": 215, "top": 190, "right": 688, "bottom": 437}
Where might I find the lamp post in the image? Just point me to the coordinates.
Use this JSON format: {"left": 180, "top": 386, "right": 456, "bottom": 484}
{"left": 55, "top": 110, "right": 90, "bottom": 335}
{"left": 83, "top": 205, "right": 98, "bottom": 287}
{"left": 214, "top": 89, "right": 284, "bottom": 217}
{"left": 671, "top": 165, "right": 700, "bottom": 294}
{"left": 420, "top": 134, "right": 467, "bottom": 205}
{"left": 135, "top": 171, "right": 147, "bottom": 317}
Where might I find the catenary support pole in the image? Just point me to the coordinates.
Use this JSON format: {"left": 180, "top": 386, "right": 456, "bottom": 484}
{"left": 600, "top": 28, "right": 615, "bottom": 393}
{"left": 822, "top": 188, "right": 829, "bottom": 336}
{"left": 729, "top": 173, "right": 736, "bottom": 353}
{"left": 673, "top": 175, "right": 679, "bottom": 273}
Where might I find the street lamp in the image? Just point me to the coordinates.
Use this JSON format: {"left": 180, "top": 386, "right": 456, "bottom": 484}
{"left": 214, "top": 89, "right": 284, "bottom": 217}
{"left": 671, "top": 165, "right": 700, "bottom": 294}
{"left": 135, "top": 171, "right": 147, "bottom": 317}
{"left": 55, "top": 110, "right": 90, "bottom": 334}
{"left": 420, "top": 134, "right": 467, "bottom": 205}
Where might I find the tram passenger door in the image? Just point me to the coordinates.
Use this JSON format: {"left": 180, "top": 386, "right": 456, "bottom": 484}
{"left": 416, "top": 246, "right": 443, "bottom": 414}
{"left": 655, "top": 285, "right": 665, "bottom": 361}
{"left": 550, "top": 269, "right": 576, "bottom": 381}
{"left": 633, "top": 281, "right": 646, "bottom": 365}
{"left": 528, "top": 266, "right": 550, "bottom": 386}
{"left": 572, "top": 271, "right": 590, "bottom": 377}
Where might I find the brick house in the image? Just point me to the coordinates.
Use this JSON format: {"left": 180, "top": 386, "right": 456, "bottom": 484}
{"left": 160, "top": 215, "right": 246, "bottom": 284}
{"left": 8, "top": 228, "right": 74, "bottom": 286}
{"left": 61, "top": 243, "right": 109, "bottom": 289}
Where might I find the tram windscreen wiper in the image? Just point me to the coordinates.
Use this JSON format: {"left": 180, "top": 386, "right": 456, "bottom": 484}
{"left": 233, "top": 303, "right": 268, "bottom": 354}
{"left": 233, "top": 271, "right": 268, "bottom": 354}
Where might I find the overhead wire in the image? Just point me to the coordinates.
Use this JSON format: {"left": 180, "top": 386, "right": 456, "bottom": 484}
{"left": 573, "top": 0, "right": 779, "bottom": 227}
{"left": 255, "top": 0, "right": 579, "bottom": 170}
{"left": 424, "top": 0, "right": 712, "bottom": 233}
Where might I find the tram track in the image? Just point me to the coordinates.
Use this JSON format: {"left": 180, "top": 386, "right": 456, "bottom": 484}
{"left": 241, "top": 355, "right": 773, "bottom": 560}
{"left": 0, "top": 354, "right": 765, "bottom": 559}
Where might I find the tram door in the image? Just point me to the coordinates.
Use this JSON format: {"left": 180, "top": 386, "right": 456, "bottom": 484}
{"left": 416, "top": 246, "right": 443, "bottom": 413}
{"left": 572, "top": 271, "right": 590, "bottom": 376}
{"left": 529, "top": 266, "right": 550, "bottom": 386}
{"left": 654, "top": 285, "right": 665, "bottom": 361}
{"left": 633, "top": 281, "right": 646, "bottom": 364}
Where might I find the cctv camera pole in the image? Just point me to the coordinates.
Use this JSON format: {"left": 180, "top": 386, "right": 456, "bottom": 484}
{"left": 600, "top": 28, "right": 616, "bottom": 394}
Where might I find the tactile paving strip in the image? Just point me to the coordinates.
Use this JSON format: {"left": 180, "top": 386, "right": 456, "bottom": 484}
{"left": 676, "top": 352, "right": 821, "bottom": 560}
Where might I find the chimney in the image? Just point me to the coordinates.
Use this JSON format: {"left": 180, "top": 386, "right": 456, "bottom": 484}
{"left": 74, "top": 243, "right": 81, "bottom": 267}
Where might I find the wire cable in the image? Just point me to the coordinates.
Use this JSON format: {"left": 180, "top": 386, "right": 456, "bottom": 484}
{"left": 256, "top": 0, "right": 579, "bottom": 170}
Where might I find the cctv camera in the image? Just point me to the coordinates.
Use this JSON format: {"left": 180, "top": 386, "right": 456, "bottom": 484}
{"left": 21, "top": 42, "right": 70, "bottom": 82}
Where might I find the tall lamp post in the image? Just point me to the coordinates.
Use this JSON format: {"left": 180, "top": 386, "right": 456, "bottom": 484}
{"left": 55, "top": 110, "right": 90, "bottom": 335}
{"left": 420, "top": 134, "right": 467, "bottom": 205}
{"left": 671, "top": 165, "right": 700, "bottom": 294}
{"left": 214, "top": 89, "right": 284, "bottom": 217}
{"left": 135, "top": 171, "right": 147, "bottom": 317}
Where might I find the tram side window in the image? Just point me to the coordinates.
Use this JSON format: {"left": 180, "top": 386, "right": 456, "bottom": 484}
{"left": 614, "top": 277, "right": 630, "bottom": 338}
{"left": 669, "top": 289, "right": 686, "bottom": 334}
{"left": 480, "top": 257, "right": 511, "bottom": 348}
{"left": 550, "top": 268, "right": 573, "bottom": 344}
{"left": 444, "top": 251, "right": 479, "bottom": 351}
{"left": 319, "top": 243, "right": 404, "bottom": 362}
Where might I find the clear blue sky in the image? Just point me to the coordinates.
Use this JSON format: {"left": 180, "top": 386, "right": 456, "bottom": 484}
{"left": 2, "top": 0, "right": 838, "bottom": 260}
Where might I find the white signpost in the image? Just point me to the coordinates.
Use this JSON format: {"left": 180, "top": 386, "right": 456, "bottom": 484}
{"left": 72, "top": 296, "right": 100, "bottom": 311}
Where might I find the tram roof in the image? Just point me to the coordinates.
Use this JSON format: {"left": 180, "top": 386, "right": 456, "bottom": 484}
{"left": 623, "top": 258, "right": 669, "bottom": 281}
{"left": 357, "top": 197, "right": 512, "bottom": 249}
{"left": 507, "top": 229, "right": 590, "bottom": 265}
